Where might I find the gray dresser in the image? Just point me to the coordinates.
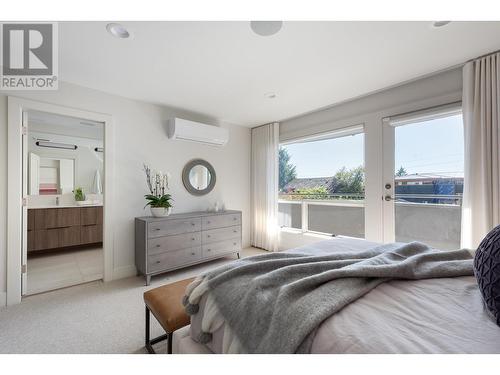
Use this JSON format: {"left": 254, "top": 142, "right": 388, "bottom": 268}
{"left": 135, "top": 210, "right": 242, "bottom": 285}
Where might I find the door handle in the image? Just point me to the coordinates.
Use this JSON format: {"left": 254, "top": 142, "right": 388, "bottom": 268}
{"left": 384, "top": 195, "right": 395, "bottom": 201}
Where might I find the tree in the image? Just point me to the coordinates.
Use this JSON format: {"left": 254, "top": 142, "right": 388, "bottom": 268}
{"left": 331, "top": 166, "right": 365, "bottom": 195}
{"left": 395, "top": 166, "right": 408, "bottom": 177}
{"left": 279, "top": 147, "right": 297, "bottom": 190}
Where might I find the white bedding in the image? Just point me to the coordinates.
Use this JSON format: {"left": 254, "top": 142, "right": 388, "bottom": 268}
{"left": 185, "top": 237, "right": 500, "bottom": 353}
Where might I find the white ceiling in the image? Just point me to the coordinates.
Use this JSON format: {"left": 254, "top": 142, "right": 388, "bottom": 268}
{"left": 59, "top": 21, "right": 500, "bottom": 127}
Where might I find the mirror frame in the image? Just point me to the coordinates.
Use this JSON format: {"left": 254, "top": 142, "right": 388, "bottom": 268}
{"left": 182, "top": 158, "right": 216, "bottom": 196}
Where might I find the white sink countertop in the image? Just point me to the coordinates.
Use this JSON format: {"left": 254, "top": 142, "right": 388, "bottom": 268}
{"left": 29, "top": 203, "right": 103, "bottom": 209}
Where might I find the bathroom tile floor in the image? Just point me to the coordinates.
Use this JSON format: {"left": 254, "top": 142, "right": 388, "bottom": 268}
{"left": 26, "top": 247, "right": 103, "bottom": 295}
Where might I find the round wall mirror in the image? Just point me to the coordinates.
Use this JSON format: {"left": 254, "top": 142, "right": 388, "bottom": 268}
{"left": 182, "top": 159, "right": 216, "bottom": 196}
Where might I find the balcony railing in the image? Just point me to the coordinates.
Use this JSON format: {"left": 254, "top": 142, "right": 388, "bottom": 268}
{"left": 278, "top": 193, "right": 462, "bottom": 250}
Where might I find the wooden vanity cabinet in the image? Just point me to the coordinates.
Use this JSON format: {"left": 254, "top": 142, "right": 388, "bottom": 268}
{"left": 80, "top": 206, "right": 103, "bottom": 245}
{"left": 27, "top": 206, "right": 103, "bottom": 253}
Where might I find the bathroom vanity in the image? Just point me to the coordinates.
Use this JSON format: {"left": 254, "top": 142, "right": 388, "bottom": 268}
{"left": 27, "top": 206, "right": 103, "bottom": 252}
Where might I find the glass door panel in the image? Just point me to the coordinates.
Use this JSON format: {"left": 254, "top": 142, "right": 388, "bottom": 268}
{"left": 383, "top": 111, "right": 464, "bottom": 250}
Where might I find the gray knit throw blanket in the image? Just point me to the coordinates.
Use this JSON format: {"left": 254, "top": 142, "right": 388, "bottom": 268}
{"left": 183, "top": 242, "right": 474, "bottom": 353}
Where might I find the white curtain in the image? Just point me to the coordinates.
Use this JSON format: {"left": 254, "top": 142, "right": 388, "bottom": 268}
{"left": 251, "top": 122, "right": 279, "bottom": 251}
{"left": 461, "top": 52, "right": 500, "bottom": 249}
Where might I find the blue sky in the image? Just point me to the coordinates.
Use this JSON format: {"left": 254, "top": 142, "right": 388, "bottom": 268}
{"left": 282, "top": 114, "right": 464, "bottom": 178}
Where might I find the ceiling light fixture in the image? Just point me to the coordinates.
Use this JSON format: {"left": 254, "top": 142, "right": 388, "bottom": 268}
{"left": 250, "top": 21, "right": 283, "bottom": 36}
{"left": 432, "top": 21, "right": 451, "bottom": 28}
{"left": 106, "top": 23, "right": 130, "bottom": 39}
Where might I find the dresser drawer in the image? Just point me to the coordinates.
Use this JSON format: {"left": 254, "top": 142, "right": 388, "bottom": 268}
{"left": 36, "top": 207, "right": 81, "bottom": 229}
{"left": 81, "top": 224, "right": 103, "bottom": 245}
{"left": 148, "top": 246, "right": 202, "bottom": 273}
{"left": 202, "top": 213, "right": 241, "bottom": 230}
{"left": 203, "top": 225, "right": 240, "bottom": 244}
{"left": 148, "top": 232, "right": 201, "bottom": 255}
{"left": 202, "top": 239, "right": 241, "bottom": 258}
{"left": 148, "top": 218, "right": 201, "bottom": 238}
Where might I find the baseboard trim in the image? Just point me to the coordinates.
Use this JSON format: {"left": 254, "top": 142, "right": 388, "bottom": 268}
{"left": 0, "top": 291, "right": 6, "bottom": 307}
{"left": 112, "top": 265, "right": 137, "bottom": 280}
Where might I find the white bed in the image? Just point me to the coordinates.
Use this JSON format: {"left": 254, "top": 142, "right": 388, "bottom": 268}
{"left": 176, "top": 237, "right": 500, "bottom": 354}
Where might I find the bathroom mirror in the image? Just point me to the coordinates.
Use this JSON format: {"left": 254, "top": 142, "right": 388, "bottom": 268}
{"left": 29, "top": 155, "right": 75, "bottom": 195}
{"left": 182, "top": 159, "right": 216, "bottom": 196}
{"left": 27, "top": 115, "right": 104, "bottom": 197}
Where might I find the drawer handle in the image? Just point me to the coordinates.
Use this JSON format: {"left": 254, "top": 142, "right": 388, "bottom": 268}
{"left": 156, "top": 244, "right": 161, "bottom": 248}
{"left": 191, "top": 222, "right": 195, "bottom": 226}
{"left": 191, "top": 237, "right": 195, "bottom": 241}
{"left": 233, "top": 230, "right": 237, "bottom": 233}
{"left": 191, "top": 252, "right": 196, "bottom": 256}
{"left": 155, "top": 228, "right": 161, "bottom": 231}
{"left": 207, "top": 249, "right": 211, "bottom": 252}
{"left": 207, "top": 234, "right": 211, "bottom": 238}
{"left": 156, "top": 260, "right": 161, "bottom": 264}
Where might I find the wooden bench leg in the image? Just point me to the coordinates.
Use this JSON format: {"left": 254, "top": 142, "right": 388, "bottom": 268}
{"left": 145, "top": 306, "right": 172, "bottom": 354}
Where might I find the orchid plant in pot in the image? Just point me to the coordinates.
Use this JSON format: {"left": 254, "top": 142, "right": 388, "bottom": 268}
{"left": 143, "top": 164, "right": 173, "bottom": 217}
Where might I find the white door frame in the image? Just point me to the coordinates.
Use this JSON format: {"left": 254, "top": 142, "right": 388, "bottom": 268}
{"left": 7, "top": 96, "right": 115, "bottom": 305}
{"left": 21, "top": 112, "right": 28, "bottom": 294}
{"left": 382, "top": 118, "right": 396, "bottom": 243}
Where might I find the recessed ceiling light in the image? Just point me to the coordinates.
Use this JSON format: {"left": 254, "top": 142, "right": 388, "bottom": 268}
{"left": 250, "top": 21, "right": 283, "bottom": 36}
{"left": 106, "top": 23, "right": 130, "bottom": 39}
{"left": 432, "top": 21, "right": 451, "bottom": 28}
{"left": 265, "top": 92, "right": 277, "bottom": 99}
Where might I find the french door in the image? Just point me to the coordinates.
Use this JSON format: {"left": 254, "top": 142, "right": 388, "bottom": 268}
{"left": 382, "top": 104, "right": 464, "bottom": 250}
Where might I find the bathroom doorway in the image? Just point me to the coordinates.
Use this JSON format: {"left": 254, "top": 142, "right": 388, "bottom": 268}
{"left": 24, "top": 111, "right": 105, "bottom": 295}
{"left": 6, "top": 97, "right": 114, "bottom": 305}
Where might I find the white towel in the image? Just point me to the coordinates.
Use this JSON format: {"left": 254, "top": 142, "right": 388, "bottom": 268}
{"left": 91, "top": 169, "right": 103, "bottom": 194}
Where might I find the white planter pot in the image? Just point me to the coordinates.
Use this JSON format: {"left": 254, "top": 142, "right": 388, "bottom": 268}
{"left": 150, "top": 207, "right": 172, "bottom": 217}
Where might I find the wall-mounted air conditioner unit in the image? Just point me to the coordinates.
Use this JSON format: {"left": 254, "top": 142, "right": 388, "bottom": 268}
{"left": 167, "top": 118, "right": 229, "bottom": 146}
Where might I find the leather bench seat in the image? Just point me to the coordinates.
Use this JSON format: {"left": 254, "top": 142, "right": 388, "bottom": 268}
{"left": 143, "top": 277, "right": 195, "bottom": 333}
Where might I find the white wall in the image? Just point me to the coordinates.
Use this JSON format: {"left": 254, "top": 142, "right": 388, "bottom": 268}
{"left": 279, "top": 67, "right": 463, "bottom": 249}
{"left": 0, "top": 96, "right": 6, "bottom": 305}
{"left": 0, "top": 81, "right": 251, "bottom": 299}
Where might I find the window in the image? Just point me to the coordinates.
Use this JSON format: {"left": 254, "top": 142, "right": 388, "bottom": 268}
{"left": 278, "top": 126, "right": 365, "bottom": 238}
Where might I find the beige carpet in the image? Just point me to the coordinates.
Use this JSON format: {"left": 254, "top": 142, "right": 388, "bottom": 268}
{"left": 0, "top": 247, "right": 266, "bottom": 354}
